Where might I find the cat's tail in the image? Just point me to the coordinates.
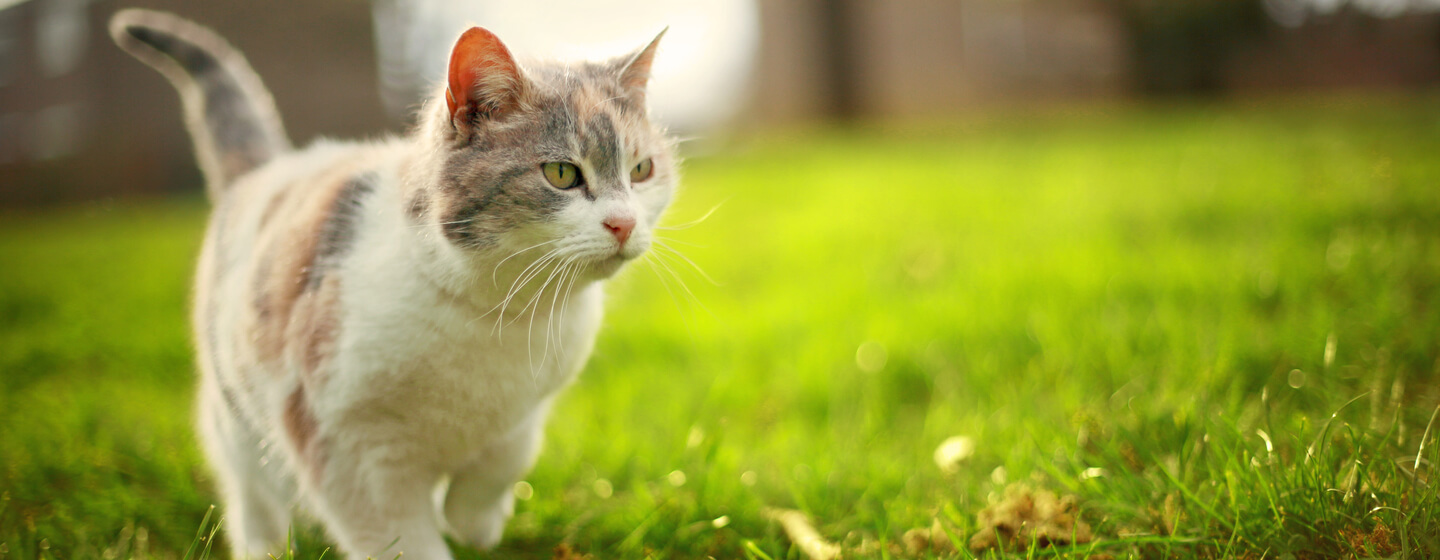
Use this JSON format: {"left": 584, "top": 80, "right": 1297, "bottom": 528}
{"left": 110, "top": 9, "right": 292, "bottom": 199}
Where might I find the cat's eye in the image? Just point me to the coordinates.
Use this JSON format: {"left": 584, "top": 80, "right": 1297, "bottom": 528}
{"left": 630, "top": 158, "right": 654, "bottom": 183}
{"left": 542, "top": 162, "right": 582, "bottom": 189}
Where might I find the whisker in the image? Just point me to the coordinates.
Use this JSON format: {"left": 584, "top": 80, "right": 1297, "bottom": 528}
{"left": 655, "top": 199, "right": 728, "bottom": 231}
{"left": 648, "top": 248, "right": 713, "bottom": 321}
{"left": 491, "top": 256, "right": 546, "bottom": 338}
{"left": 642, "top": 255, "right": 693, "bottom": 335}
{"left": 553, "top": 256, "right": 591, "bottom": 359}
{"left": 653, "top": 235, "right": 706, "bottom": 249}
{"left": 589, "top": 95, "right": 627, "bottom": 113}
{"left": 525, "top": 267, "right": 560, "bottom": 375}
{"left": 499, "top": 249, "right": 560, "bottom": 314}
{"left": 544, "top": 257, "right": 581, "bottom": 361}
{"left": 515, "top": 248, "right": 574, "bottom": 329}
{"left": 522, "top": 252, "right": 578, "bottom": 374}
{"left": 541, "top": 259, "right": 569, "bottom": 361}
{"left": 652, "top": 240, "right": 720, "bottom": 286}
{"left": 408, "top": 215, "right": 480, "bottom": 231}
{"left": 491, "top": 239, "right": 560, "bottom": 288}
{"left": 491, "top": 248, "right": 565, "bottom": 338}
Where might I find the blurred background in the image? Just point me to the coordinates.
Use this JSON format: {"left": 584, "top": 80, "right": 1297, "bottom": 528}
{"left": 5, "top": 1, "right": 1440, "bottom": 557}
{"left": 3, "top": 0, "right": 1440, "bottom": 205}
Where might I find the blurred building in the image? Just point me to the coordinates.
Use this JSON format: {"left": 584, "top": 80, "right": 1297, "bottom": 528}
{"left": 0, "top": 0, "right": 384, "bottom": 206}
{"left": 1, "top": 0, "right": 1439, "bottom": 206}
{"left": 752, "top": 0, "right": 1129, "bottom": 121}
{"left": 1229, "top": 7, "right": 1440, "bottom": 90}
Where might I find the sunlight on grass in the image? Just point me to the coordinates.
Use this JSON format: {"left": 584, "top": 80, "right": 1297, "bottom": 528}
{"left": 3, "top": 95, "right": 1439, "bottom": 558}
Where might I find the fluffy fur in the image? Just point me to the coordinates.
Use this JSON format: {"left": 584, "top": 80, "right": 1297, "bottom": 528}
{"left": 111, "top": 9, "right": 676, "bottom": 559}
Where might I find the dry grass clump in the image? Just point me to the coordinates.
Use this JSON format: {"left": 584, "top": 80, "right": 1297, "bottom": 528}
{"left": 1339, "top": 523, "right": 1398, "bottom": 558}
{"left": 967, "top": 484, "right": 1095, "bottom": 553}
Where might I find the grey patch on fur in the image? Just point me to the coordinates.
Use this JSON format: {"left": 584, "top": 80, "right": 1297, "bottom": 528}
{"left": 437, "top": 90, "right": 579, "bottom": 248}
{"left": 539, "top": 101, "right": 580, "bottom": 148}
{"left": 126, "top": 26, "right": 219, "bottom": 74}
{"left": 252, "top": 254, "right": 273, "bottom": 321}
{"left": 441, "top": 161, "right": 566, "bottom": 248}
{"left": 583, "top": 113, "right": 621, "bottom": 190}
{"left": 407, "top": 190, "right": 429, "bottom": 221}
{"left": 110, "top": 9, "right": 291, "bottom": 197}
{"left": 307, "top": 172, "right": 377, "bottom": 289}
{"left": 432, "top": 64, "right": 648, "bottom": 249}
{"left": 586, "top": 62, "right": 639, "bottom": 115}
{"left": 218, "top": 368, "right": 244, "bottom": 415}
{"left": 601, "top": 82, "right": 637, "bottom": 115}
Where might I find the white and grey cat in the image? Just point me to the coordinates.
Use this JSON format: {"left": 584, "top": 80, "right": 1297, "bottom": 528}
{"left": 111, "top": 9, "right": 676, "bottom": 559}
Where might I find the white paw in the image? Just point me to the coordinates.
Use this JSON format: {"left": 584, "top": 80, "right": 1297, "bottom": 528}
{"left": 459, "top": 511, "right": 508, "bottom": 549}
{"left": 452, "top": 495, "right": 514, "bottom": 550}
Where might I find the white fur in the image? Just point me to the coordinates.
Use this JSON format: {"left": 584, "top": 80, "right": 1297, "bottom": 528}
{"left": 113, "top": 11, "right": 676, "bottom": 558}
{"left": 199, "top": 134, "right": 670, "bottom": 558}
{"left": 196, "top": 103, "right": 674, "bottom": 560}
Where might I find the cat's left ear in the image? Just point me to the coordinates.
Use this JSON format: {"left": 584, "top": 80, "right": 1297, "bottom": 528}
{"left": 614, "top": 28, "right": 666, "bottom": 107}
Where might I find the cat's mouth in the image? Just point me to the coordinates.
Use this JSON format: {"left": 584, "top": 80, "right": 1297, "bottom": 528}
{"left": 588, "top": 252, "right": 629, "bottom": 278}
{"left": 535, "top": 238, "right": 642, "bottom": 281}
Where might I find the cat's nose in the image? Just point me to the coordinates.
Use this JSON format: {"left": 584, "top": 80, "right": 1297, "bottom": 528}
{"left": 603, "top": 214, "right": 636, "bottom": 245}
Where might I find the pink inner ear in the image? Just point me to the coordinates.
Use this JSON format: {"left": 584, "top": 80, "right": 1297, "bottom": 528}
{"left": 446, "top": 27, "right": 520, "bottom": 120}
{"left": 620, "top": 29, "right": 666, "bottom": 93}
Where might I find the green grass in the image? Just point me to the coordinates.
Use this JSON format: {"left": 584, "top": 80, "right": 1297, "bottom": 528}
{"left": 4, "top": 94, "right": 1440, "bottom": 559}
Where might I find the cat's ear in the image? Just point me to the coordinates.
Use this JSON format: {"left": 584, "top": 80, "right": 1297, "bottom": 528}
{"left": 615, "top": 28, "right": 666, "bottom": 106}
{"left": 446, "top": 26, "right": 526, "bottom": 133}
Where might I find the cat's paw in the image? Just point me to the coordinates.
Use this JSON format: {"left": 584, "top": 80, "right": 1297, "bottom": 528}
{"left": 449, "top": 494, "right": 515, "bottom": 550}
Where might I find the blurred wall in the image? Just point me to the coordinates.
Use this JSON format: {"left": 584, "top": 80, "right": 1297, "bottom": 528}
{"left": 2, "top": 0, "right": 1439, "bottom": 206}
{"left": 748, "top": 0, "right": 1128, "bottom": 123}
{"left": 0, "top": 0, "right": 386, "bottom": 206}
{"left": 1227, "top": 9, "right": 1440, "bottom": 91}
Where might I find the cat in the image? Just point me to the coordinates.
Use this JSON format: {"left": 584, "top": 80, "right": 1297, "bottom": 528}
{"left": 110, "top": 9, "right": 676, "bottom": 559}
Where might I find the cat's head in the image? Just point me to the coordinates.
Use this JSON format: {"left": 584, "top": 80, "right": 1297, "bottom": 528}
{"left": 415, "top": 27, "right": 677, "bottom": 282}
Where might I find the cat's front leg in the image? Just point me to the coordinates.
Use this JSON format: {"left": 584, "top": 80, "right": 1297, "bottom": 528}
{"left": 305, "top": 440, "right": 453, "bottom": 560}
{"left": 443, "top": 471, "right": 516, "bottom": 550}
{"left": 443, "top": 408, "right": 547, "bottom": 550}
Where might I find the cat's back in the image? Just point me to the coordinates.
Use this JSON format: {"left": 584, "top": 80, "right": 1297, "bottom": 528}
{"left": 220, "top": 138, "right": 403, "bottom": 241}
{"left": 195, "top": 137, "right": 408, "bottom": 393}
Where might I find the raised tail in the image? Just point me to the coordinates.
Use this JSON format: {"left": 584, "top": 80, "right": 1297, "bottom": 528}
{"left": 110, "top": 9, "right": 291, "bottom": 199}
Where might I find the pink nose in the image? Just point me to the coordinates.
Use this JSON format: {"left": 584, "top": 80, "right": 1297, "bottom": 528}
{"left": 603, "top": 215, "right": 636, "bottom": 245}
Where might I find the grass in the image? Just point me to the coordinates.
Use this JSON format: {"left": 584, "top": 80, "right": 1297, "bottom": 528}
{"left": 3, "top": 94, "right": 1440, "bottom": 559}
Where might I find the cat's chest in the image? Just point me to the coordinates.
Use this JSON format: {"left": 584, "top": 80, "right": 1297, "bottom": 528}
{"left": 334, "top": 283, "right": 605, "bottom": 438}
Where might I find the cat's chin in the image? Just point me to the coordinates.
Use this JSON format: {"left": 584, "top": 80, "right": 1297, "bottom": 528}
{"left": 587, "top": 254, "right": 629, "bottom": 279}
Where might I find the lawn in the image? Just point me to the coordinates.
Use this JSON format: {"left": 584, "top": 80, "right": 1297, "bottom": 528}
{"left": 3, "top": 94, "right": 1439, "bottom": 559}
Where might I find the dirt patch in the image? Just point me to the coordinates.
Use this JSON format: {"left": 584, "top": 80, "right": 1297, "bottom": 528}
{"left": 968, "top": 484, "right": 1095, "bottom": 553}
{"left": 552, "top": 542, "right": 593, "bottom": 560}
{"left": 764, "top": 484, "right": 1096, "bottom": 558}
{"left": 1340, "top": 523, "right": 1398, "bottom": 557}
{"left": 901, "top": 519, "right": 958, "bottom": 556}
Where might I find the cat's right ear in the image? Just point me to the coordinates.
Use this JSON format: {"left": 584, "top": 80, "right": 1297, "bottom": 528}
{"left": 446, "top": 27, "right": 526, "bottom": 137}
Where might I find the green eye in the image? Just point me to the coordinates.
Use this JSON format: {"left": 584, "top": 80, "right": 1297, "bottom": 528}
{"left": 630, "top": 158, "right": 654, "bottom": 183}
{"left": 542, "top": 162, "right": 582, "bottom": 189}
